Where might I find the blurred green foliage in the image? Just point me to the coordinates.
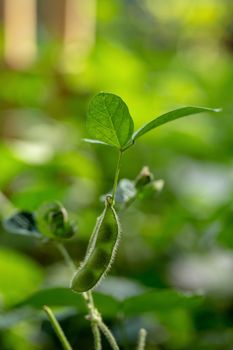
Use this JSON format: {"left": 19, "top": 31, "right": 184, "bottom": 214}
{"left": 0, "top": 0, "right": 233, "bottom": 349}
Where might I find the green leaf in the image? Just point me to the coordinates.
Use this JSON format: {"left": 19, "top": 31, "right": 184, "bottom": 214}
{"left": 87, "top": 92, "right": 134, "bottom": 149}
{"left": 1, "top": 288, "right": 203, "bottom": 329}
{"left": 14, "top": 287, "right": 202, "bottom": 318}
{"left": 17, "top": 288, "right": 86, "bottom": 310}
{"left": 16, "top": 288, "right": 119, "bottom": 318}
{"left": 122, "top": 290, "right": 203, "bottom": 316}
{"left": 133, "top": 106, "right": 221, "bottom": 141}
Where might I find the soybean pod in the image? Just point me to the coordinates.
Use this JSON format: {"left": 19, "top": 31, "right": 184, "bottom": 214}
{"left": 71, "top": 195, "right": 121, "bottom": 293}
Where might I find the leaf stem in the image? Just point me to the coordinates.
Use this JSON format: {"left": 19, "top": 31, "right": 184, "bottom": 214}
{"left": 43, "top": 305, "right": 73, "bottom": 350}
{"left": 136, "top": 328, "right": 147, "bottom": 350}
{"left": 112, "top": 150, "right": 123, "bottom": 202}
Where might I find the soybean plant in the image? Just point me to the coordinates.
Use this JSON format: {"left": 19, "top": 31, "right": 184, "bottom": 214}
{"left": 3, "top": 92, "right": 220, "bottom": 350}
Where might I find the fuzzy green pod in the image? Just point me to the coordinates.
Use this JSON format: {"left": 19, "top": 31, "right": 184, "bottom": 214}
{"left": 71, "top": 195, "right": 120, "bottom": 293}
{"left": 36, "top": 201, "right": 76, "bottom": 239}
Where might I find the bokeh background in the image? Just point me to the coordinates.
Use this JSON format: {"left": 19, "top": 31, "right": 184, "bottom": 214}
{"left": 0, "top": 0, "right": 233, "bottom": 349}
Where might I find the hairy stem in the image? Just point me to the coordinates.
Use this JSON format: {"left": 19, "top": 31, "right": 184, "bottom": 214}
{"left": 91, "top": 321, "right": 102, "bottom": 350}
{"left": 85, "top": 291, "right": 102, "bottom": 350}
{"left": 43, "top": 305, "right": 73, "bottom": 350}
{"left": 137, "top": 328, "right": 147, "bottom": 350}
{"left": 112, "top": 150, "right": 123, "bottom": 202}
{"left": 98, "top": 321, "right": 119, "bottom": 350}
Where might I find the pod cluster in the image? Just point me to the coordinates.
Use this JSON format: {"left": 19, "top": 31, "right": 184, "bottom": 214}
{"left": 71, "top": 195, "right": 120, "bottom": 293}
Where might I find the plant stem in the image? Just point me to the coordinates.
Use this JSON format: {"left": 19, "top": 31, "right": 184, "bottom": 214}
{"left": 91, "top": 321, "right": 102, "bottom": 350}
{"left": 85, "top": 291, "right": 102, "bottom": 350}
{"left": 43, "top": 305, "right": 73, "bottom": 350}
{"left": 56, "top": 242, "right": 76, "bottom": 273}
{"left": 98, "top": 321, "right": 119, "bottom": 350}
{"left": 137, "top": 328, "right": 147, "bottom": 350}
{"left": 112, "top": 150, "right": 123, "bottom": 202}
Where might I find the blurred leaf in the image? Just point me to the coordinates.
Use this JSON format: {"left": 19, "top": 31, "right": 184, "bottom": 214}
{"left": 14, "top": 288, "right": 202, "bottom": 320}
{"left": 122, "top": 290, "right": 203, "bottom": 316}
{"left": 17, "top": 288, "right": 119, "bottom": 318}
{"left": 87, "top": 92, "right": 134, "bottom": 149}
{"left": 133, "top": 106, "right": 220, "bottom": 141}
{"left": 0, "top": 248, "right": 43, "bottom": 306}
{"left": 17, "top": 288, "right": 85, "bottom": 310}
{"left": 157, "top": 309, "right": 194, "bottom": 348}
{"left": 12, "top": 184, "right": 67, "bottom": 211}
{"left": 3, "top": 211, "right": 40, "bottom": 238}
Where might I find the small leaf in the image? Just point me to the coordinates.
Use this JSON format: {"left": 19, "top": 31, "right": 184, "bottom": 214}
{"left": 3, "top": 211, "right": 41, "bottom": 238}
{"left": 133, "top": 106, "right": 221, "bottom": 141}
{"left": 87, "top": 92, "right": 134, "bottom": 149}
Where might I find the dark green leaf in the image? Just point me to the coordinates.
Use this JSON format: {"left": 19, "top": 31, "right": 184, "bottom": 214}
{"left": 15, "top": 287, "right": 202, "bottom": 320}
{"left": 0, "top": 287, "right": 203, "bottom": 329}
{"left": 133, "top": 106, "right": 221, "bottom": 141}
{"left": 16, "top": 288, "right": 119, "bottom": 317}
{"left": 17, "top": 288, "right": 86, "bottom": 309}
{"left": 122, "top": 290, "right": 203, "bottom": 316}
{"left": 87, "top": 92, "right": 134, "bottom": 149}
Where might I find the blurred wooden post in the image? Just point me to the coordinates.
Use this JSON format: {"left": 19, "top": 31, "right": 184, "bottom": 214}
{"left": 40, "top": 0, "right": 65, "bottom": 40}
{"left": 61, "top": 0, "right": 96, "bottom": 72}
{"left": 3, "top": 0, "right": 37, "bottom": 69}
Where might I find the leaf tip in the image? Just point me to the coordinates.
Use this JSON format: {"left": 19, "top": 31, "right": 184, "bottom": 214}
{"left": 213, "top": 108, "right": 222, "bottom": 112}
